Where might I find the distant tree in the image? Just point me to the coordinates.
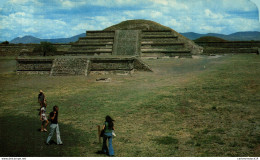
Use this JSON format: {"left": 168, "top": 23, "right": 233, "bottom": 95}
{"left": 33, "top": 41, "right": 57, "bottom": 56}
{"left": 1, "top": 41, "right": 9, "bottom": 45}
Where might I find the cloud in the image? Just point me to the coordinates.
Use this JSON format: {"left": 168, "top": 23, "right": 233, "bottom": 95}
{"left": 0, "top": 0, "right": 259, "bottom": 41}
{"left": 72, "top": 23, "right": 96, "bottom": 31}
{"left": 24, "top": 27, "right": 37, "bottom": 33}
{"left": 58, "top": 0, "right": 87, "bottom": 8}
{"left": 250, "top": 0, "right": 260, "bottom": 21}
{"left": 0, "top": 10, "right": 70, "bottom": 38}
{"left": 150, "top": 11, "right": 163, "bottom": 18}
{"left": 151, "top": 0, "right": 188, "bottom": 10}
{"left": 200, "top": 25, "right": 224, "bottom": 33}
{"left": 204, "top": 9, "right": 224, "bottom": 19}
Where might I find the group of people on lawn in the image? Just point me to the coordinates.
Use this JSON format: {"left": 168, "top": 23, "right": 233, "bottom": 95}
{"left": 38, "top": 90, "right": 115, "bottom": 156}
{"left": 38, "top": 90, "right": 62, "bottom": 145}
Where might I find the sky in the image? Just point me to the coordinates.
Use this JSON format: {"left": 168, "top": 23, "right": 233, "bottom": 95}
{"left": 0, "top": 0, "right": 260, "bottom": 41}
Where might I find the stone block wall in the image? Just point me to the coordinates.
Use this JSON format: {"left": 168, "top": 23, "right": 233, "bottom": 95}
{"left": 0, "top": 44, "right": 35, "bottom": 56}
{"left": 16, "top": 57, "right": 152, "bottom": 76}
{"left": 195, "top": 41, "right": 260, "bottom": 55}
{"left": 16, "top": 58, "right": 53, "bottom": 74}
{"left": 51, "top": 58, "right": 89, "bottom": 76}
{"left": 0, "top": 44, "right": 71, "bottom": 56}
{"left": 90, "top": 58, "right": 134, "bottom": 71}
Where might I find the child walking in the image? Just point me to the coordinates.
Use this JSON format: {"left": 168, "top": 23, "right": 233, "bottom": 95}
{"left": 40, "top": 104, "right": 49, "bottom": 132}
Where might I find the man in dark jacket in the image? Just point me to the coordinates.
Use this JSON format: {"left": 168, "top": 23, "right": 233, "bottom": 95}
{"left": 46, "top": 105, "right": 63, "bottom": 145}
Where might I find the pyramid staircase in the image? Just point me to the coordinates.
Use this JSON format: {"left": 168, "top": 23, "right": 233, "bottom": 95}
{"left": 66, "top": 31, "right": 115, "bottom": 56}
{"left": 66, "top": 30, "right": 192, "bottom": 58}
{"left": 141, "top": 30, "right": 191, "bottom": 57}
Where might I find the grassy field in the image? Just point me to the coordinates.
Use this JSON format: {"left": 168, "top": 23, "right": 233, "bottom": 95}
{"left": 0, "top": 54, "right": 259, "bottom": 157}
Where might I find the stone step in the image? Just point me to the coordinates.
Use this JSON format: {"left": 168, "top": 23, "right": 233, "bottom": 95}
{"left": 77, "top": 39, "right": 114, "bottom": 44}
{"left": 141, "top": 42, "right": 184, "bottom": 46}
{"left": 17, "top": 69, "right": 51, "bottom": 71}
{"left": 70, "top": 48, "right": 112, "bottom": 51}
{"left": 79, "top": 36, "right": 114, "bottom": 40}
{"left": 142, "top": 50, "right": 190, "bottom": 53}
{"left": 141, "top": 52, "right": 192, "bottom": 58}
{"left": 64, "top": 51, "right": 112, "bottom": 56}
{"left": 142, "top": 39, "right": 179, "bottom": 43}
{"left": 86, "top": 31, "right": 115, "bottom": 37}
{"left": 203, "top": 48, "right": 258, "bottom": 54}
{"left": 141, "top": 46, "right": 185, "bottom": 51}
{"left": 142, "top": 30, "right": 172, "bottom": 32}
{"left": 142, "top": 35, "right": 178, "bottom": 39}
{"left": 86, "top": 31, "right": 115, "bottom": 33}
{"left": 142, "top": 31, "right": 173, "bottom": 36}
{"left": 71, "top": 45, "right": 112, "bottom": 49}
{"left": 51, "top": 72, "right": 74, "bottom": 76}
{"left": 72, "top": 43, "right": 113, "bottom": 46}
{"left": 76, "top": 42, "right": 114, "bottom": 46}
{"left": 195, "top": 42, "right": 260, "bottom": 48}
{"left": 71, "top": 45, "right": 112, "bottom": 48}
{"left": 68, "top": 50, "right": 112, "bottom": 53}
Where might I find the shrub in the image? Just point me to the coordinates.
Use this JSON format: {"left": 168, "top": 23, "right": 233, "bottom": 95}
{"left": 1, "top": 41, "right": 9, "bottom": 45}
{"left": 33, "top": 41, "right": 57, "bottom": 56}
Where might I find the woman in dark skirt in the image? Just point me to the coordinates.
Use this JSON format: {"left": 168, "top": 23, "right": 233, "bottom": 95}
{"left": 102, "top": 115, "right": 115, "bottom": 156}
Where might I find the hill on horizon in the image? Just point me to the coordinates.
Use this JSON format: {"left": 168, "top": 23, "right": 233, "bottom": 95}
{"left": 180, "top": 31, "right": 260, "bottom": 41}
{"left": 10, "top": 33, "right": 86, "bottom": 44}
{"left": 194, "top": 36, "right": 228, "bottom": 42}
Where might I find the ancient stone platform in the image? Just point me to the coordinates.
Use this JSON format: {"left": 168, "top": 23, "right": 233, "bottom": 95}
{"left": 16, "top": 57, "right": 152, "bottom": 76}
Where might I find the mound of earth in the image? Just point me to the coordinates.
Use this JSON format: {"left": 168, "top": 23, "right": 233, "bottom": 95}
{"left": 194, "top": 36, "right": 228, "bottom": 42}
{"left": 104, "top": 19, "right": 203, "bottom": 54}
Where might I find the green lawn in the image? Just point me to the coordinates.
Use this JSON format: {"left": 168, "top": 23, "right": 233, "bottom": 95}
{"left": 0, "top": 54, "right": 259, "bottom": 157}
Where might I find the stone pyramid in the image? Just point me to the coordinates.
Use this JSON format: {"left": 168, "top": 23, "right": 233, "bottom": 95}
{"left": 67, "top": 19, "right": 203, "bottom": 58}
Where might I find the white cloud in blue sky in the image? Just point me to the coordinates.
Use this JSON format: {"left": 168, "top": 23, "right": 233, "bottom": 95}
{"left": 0, "top": 0, "right": 259, "bottom": 41}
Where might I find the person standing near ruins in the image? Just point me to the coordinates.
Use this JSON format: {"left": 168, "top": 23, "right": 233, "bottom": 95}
{"left": 40, "top": 104, "right": 49, "bottom": 132}
{"left": 102, "top": 115, "right": 115, "bottom": 156}
{"left": 46, "top": 105, "right": 63, "bottom": 145}
{"left": 38, "top": 90, "right": 46, "bottom": 108}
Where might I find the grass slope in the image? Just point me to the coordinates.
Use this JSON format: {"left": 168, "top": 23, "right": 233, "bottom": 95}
{"left": 0, "top": 55, "right": 259, "bottom": 157}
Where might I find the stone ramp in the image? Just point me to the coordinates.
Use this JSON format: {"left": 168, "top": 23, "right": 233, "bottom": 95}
{"left": 113, "top": 30, "right": 141, "bottom": 56}
{"left": 50, "top": 58, "right": 90, "bottom": 76}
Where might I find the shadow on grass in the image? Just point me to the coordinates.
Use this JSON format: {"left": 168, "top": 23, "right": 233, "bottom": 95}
{"left": 0, "top": 114, "right": 91, "bottom": 157}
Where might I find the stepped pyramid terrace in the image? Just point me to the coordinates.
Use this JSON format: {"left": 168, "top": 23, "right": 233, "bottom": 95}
{"left": 68, "top": 20, "right": 203, "bottom": 57}
{"left": 16, "top": 20, "right": 203, "bottom": 76}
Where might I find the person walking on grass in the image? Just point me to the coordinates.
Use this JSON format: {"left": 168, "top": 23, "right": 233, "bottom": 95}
{"left": 38, "top": 90, "right": 46, "bottom": 115}
{"left": 102, "top": 115, "right": 115, "bottom": 156}
{"left": 46, "top": 105, "right": 63, "bottom": 145}
{"left": 38, "top": 90, "right": 46, "bottom": 107}
{"left": 40, "top": 105, "right": 49, "bottom": 132}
